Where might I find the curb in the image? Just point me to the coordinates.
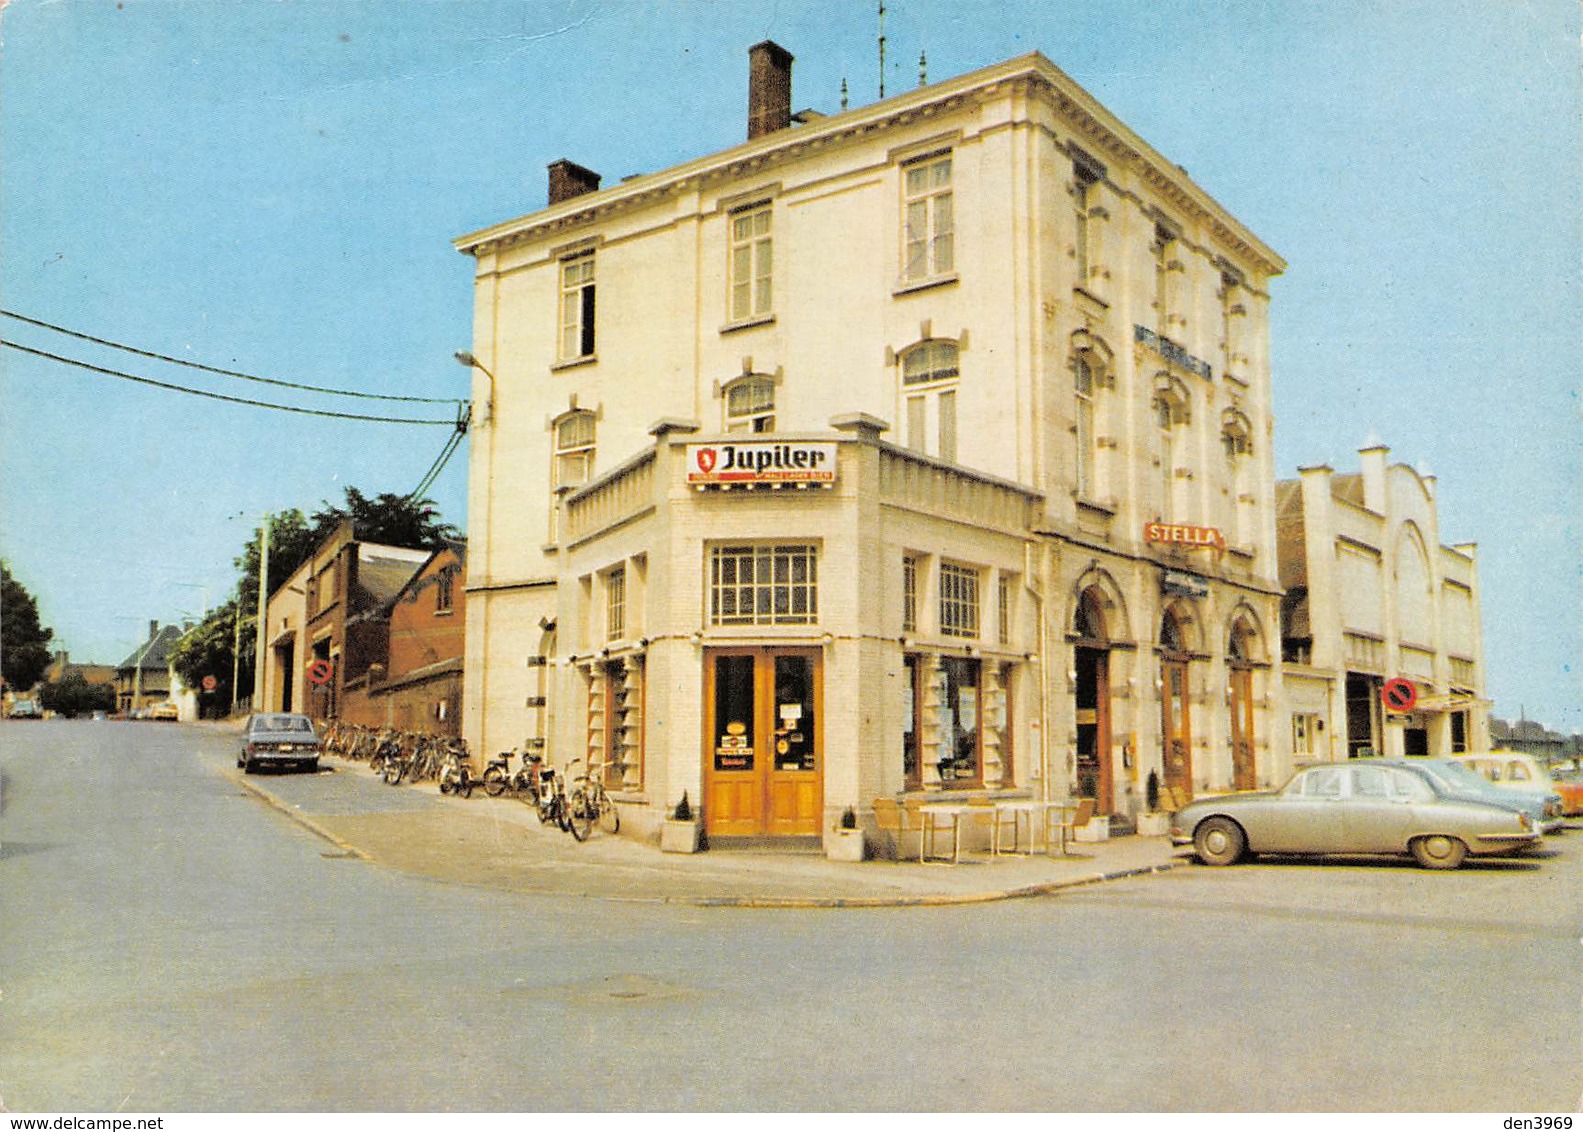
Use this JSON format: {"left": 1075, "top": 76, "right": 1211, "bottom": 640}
{"left": 232, "top": 771, "right": 371, "bottom": 862}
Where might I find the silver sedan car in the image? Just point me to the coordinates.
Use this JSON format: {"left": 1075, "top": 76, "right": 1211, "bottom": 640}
{"left": 1171, "top": 761, "right": 1539, "bottom": 870}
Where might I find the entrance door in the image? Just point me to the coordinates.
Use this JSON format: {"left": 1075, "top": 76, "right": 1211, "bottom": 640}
{"left": 704, "top": 648, "right": 822, "bottom": 838}
{"left": 1162, "top": 658, "right": 1192, "bottom": 801}
{"left": 1229, "top": 663, "right": 1255, "bottom": 790}
{"left": 1074, "top": 646, "right": 1113, "bottom": 814}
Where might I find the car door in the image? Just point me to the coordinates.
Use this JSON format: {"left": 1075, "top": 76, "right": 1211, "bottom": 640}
{"left": 1342, "top": 764, "right": 1417, "bottom": 853}
{"left": 1261, "top": 765, "right": 1348, "bottom": 853}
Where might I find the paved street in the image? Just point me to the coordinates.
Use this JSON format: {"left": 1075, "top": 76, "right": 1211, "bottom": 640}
{"left": 2, "top": 719, "right": 1580, "bottom": 1112}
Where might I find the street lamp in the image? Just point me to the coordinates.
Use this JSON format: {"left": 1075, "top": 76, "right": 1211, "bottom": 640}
{"left": 454, "top": 350, "right": 496, "bottom": 426}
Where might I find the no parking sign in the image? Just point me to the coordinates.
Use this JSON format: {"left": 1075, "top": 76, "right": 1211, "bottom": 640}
{"left": 307, "top": 658, "right": 334, "bottom": 686}
{"left": 1381, "top": 678, "right": 1418, "bottom": 713}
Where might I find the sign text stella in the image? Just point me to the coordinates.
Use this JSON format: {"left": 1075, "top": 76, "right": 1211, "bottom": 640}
{"left": 1144, "top": 522, "right": 1226, "bottom": 552}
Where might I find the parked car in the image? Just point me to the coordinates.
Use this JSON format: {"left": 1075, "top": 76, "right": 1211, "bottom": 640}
{"left": 1170, "top": 761, "right": 1539, "bottom": 870}
{"left": 1552, "top": 766, "right": 1583, "bottom": 817}
{"left": 8, "top": 699, "right": 42, "bottom": 719}
{"left": 149, "top": 702, "right": 180, "bottom": 722}
{"left": 1392, "top": 757, "right": 1564, "bottom": 834}
{"left": 238, "top": 713, "right": 321, "bottom": 773}
{"left": 1453, "top": 752, "right": 1583, "bottom": 818}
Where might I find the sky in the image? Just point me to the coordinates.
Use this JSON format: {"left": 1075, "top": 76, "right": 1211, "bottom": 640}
{"left": 1, "top": 0, "right": 1578, "bottom": 732}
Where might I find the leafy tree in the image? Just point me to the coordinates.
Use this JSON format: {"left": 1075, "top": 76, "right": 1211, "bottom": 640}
{"left": 1, "top": 562, "right": 53, "bottom": 693}
{"left": 38, "top": 672, "right": 116, "bottom": 718}
{"left": 170, "top": 597, "right": 248, "bottom": 718}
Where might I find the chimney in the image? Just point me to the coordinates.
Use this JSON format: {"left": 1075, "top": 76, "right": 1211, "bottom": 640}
{"left": 149, "top": 619, "right": 160, "bottom": 640}
{"left": 747, "top": 40, "right": 794, "bottom": 140}
{"left": 548, "top": 159, "right": 601, "bottom": 205}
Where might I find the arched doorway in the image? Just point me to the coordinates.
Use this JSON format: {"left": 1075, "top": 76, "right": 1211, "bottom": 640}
{"left": 1160, "top": 608, "right": 1193, "bottom": 802}
{"left": 1228, "top": 621, "right": 1257, "bottom": 790}
{"left": 1072, "top": 588, "right": 1113, "bottom": 814}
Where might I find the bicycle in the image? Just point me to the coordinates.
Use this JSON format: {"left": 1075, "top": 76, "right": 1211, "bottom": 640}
{"left": 437, "top": 737, "right": 475, "bottom": 797}
{"left": 566, "top": 759, "right": 620, "bottom": 842}
{"left": 481, "top": 745, "right": 534, "bottom": 798}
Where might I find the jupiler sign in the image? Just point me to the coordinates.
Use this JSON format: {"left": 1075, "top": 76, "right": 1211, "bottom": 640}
{"left": 686, "top": 442, "right": 837, "bottom": 487}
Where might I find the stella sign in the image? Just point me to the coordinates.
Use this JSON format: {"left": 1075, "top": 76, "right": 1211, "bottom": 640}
{"left": 1144, "top": 522, "right": 1226, "bottom": 552}
{"left": 687, "top": 442, "right": 836, "bottom": 487}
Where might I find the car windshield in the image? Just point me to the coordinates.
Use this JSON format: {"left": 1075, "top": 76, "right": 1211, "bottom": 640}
{"left": 253, "top": 715, "right": 314, "bottom": 734}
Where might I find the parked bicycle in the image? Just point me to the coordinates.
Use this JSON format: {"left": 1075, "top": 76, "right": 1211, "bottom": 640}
{"left": 481, "top": 745, "right": 532, "bottom": 798}
{"left": 566, "top": 758, "right": 620, "bottom": 841}
{"left": 437, "top": 737, "right": 475, "bottom": 798}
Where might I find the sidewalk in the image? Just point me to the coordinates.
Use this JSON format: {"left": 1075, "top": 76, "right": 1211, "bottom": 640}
{"left": 237, "top": 754, "right": 1191, "bottom": 907}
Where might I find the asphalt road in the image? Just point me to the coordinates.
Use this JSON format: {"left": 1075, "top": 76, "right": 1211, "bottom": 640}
{"left": 2, "top": 719, "right": 1579, "bottom": 1112}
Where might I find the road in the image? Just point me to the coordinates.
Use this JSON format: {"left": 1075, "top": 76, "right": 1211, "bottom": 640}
{"left": 2, "top": 719, "right": 1579, "bottom": 1112}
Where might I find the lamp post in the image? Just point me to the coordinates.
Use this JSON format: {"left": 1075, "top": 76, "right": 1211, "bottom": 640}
{"left": 454, "top": 350, "right": 496, "bottom": 427}
{"left": 253, "top": 514, "right": 270, "bottom": 711}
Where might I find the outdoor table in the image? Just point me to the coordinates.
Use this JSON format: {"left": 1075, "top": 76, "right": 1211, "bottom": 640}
{"left": 992, "top": 799, "right": 1078, "bottom": 856}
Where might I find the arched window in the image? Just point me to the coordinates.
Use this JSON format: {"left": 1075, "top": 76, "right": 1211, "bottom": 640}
{"left": 552, "top": 410, "right": 596, "bottom": 489}
{"left": 724, "top": 375, "right": 776, "bottom": 434}
{"left": 1074, "top": 588, "right": 1107, "bottom": 642}
{"left": 900, "top": 339, "right": 960, "bottom": 462}
{"left": 1154, "top": 376, "right": 1191, "bottom": 521}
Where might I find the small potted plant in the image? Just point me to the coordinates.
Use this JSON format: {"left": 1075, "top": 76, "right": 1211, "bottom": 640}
{"left": 1136, "top": 769, "right": 1171, "bottom": 837}
{"left": 661, "top": 791, "right": 702, "bottom": 853}
{"left": 827, "top": 805, "right": 865, "bottom": 862}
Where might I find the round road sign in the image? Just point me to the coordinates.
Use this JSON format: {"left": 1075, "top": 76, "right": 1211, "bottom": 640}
{"left": 1381, "top": 677, "right": 1418, "bottom": 713}
{"left": 201, "top": 675, "right": 218, "bottom": 692}
{"left": 307, "top": 658, "right": 334, "bottom": 686}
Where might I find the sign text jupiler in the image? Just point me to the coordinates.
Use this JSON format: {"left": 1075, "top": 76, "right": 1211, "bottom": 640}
{"left": 687, "top": 442, "right": 837, "bottom": 486}
{"left": 1144, "top": 522, "right": 1226, "bottom": 551}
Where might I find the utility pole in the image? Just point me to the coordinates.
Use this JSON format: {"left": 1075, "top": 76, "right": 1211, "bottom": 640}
{"left": 251, "top": 514, "right": 271, "bottom": 712}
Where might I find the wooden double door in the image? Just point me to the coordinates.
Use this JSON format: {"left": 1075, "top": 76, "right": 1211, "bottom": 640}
{"left": 703, "top": 648, "right": 823, "bottom": 838}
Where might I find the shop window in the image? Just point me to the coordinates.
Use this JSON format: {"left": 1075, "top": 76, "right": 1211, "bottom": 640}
{"left": 709, "top": 544, "right": 818, "bottom": 626}
{"left": 939, "top": 562, "right": 979, "bottom": 639}
{"left": 902, "top": 153, "right": 953, "bottom": 282}
{"left": 939, "top": 656, "right": 981, "bottom": 785}
{"left": 559, "top": 250, "right": 596, "bottom": 361}
{"left": 729, "top": 204, "right": 773, "bottom": 322}
{"left": 903, "top": 654, "right": 920, "bottom": 787}
{"left": 724, "top": 376, "right": 775, "bottom": 434}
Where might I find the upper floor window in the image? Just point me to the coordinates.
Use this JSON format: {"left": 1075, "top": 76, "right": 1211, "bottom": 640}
{"left": 729, "top": 205, "right": 773, "bottom": 322}
{"left": 1074, "top": 354, "right": 1096, "bottom": 498}
{"left": 559, "top": 251, "right": 596, "bottom": 360}
{"left": 939, "top": 562, "right": 980, "bottom": 639}
{"left": 553, "top": 410, "right": 596, "bottom": 489}
{"left": 900, "top": 339, "right": 959, "bottom": 462}
{"left": 605, "top": 565, "right": 626, "bottom": 642}
{"left": 436, "top": 568, "right": 454, "bottom": 614}
{"left": 902, "top": 555, "right": 918, "bottom": 633}
{"left": 724, "top": 376, "right": 775, "bottom": 434}
{"left": 1073, "top": 162, "right": 1101, "bottom": 288}
{"left": 709, "top": 544, "right": 818, "bottom": 626}
{"left": 1152, "top": 222, "right": 1179, "bottom": 327}
{"left": 902, "top": 154, "right": 954, "bottom": 282}
{"left": 1155, "top": 379, "right": 1190, "bottom": 522}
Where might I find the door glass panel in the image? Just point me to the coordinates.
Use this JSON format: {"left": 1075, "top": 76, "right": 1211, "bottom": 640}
{"left": 713, "top": 655, "right": 755, "bottom": 771}
{"left": 940, "top": 656, "right": 980, "bottom": 783}
{"left": 773, "top": 655, "right": 816, "bottom": 771}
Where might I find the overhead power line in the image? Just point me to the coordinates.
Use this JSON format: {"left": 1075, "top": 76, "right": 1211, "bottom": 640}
{"left": 406, "top": 423, "right": 468, "bottom": 501}
{"left": 1, "top": 339, "right": 461, "bottom": 426}
{"left": 0, "top": 308, "right": 464, "bottom": 406}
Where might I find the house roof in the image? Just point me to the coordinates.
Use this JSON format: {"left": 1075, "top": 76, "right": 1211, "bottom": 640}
{"left": 118, "top": 624, "right": 185, "bottom": 670}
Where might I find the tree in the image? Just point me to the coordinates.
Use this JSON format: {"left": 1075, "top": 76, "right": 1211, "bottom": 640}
{"left": 38, "top": 672, "right": 116, "bottom": 718}
{"left": 169, "top": 598, "right": 246, "bottom": 718}
{"left": 1, "top": 562, "right": 53, "bottom": 693}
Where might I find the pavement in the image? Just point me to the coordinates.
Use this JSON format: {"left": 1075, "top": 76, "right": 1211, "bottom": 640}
{"left": 234, "top": 753, "right": 1191, "bottom": 907}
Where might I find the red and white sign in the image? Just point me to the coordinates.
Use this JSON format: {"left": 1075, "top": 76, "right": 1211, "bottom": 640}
{"left": 307, "top": 658, "right": 335, "bottom": 686}
{"left": 687, "top": 442, "right": 836, "bottom": 487}
{"left": 1144, "top": 522, "right": 1226, "bottom": 552}
{"left": 1381, "top": 678, "right": 1418, "bottom": 713}
{"left": 201, "top": 675, "right": 218, "bottom": 692}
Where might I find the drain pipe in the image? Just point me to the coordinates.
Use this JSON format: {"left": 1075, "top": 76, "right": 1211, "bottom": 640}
{"left": 1025, "top": 539, "right": 1052, "bottom": 805}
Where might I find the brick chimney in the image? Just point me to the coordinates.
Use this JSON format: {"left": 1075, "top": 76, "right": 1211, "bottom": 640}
{"left": 548, "top": 159, "right": 601, "bottom": 205}
{"left": 747, "top": 40, "right": 794, "bottom": 140}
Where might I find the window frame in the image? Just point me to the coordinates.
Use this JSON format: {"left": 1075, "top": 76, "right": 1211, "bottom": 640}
{"left": 558, "top": 250, "right": 597, "bottom": 361}
{"left": 552, "top": 410, "right": 596, "bottom": 490}
{"left": 938, "top": 562, "right": 980, "bottom": 640}
{"left": 901, "top": 153, "right": 954, "bottom": 284}
{"left": 728, "top": 203, "right": 774, "bottom": 324}
{"left": 708, "top": 543, "right": 819, "bottom": 627}
{"left": 898, "top": 339, "right": 961, "bottom": 462}
{"left": 723, "top": 375, "right": 776, "bottom": 434}
{"left": 604, "top": 564, "right": 626, "bottom": 642}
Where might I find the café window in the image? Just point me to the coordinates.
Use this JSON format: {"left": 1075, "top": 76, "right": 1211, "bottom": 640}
{"left": 709, "top": 544, "right": 818, "bottom": 626}
{"left": 939, "top": 655, "right": 981, "bottom": 785}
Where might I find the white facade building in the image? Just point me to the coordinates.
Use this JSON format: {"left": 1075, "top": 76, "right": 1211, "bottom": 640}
{"left": 1277, "top": 444, "right": 1489, "bottom": 762}
{"left": 455, "top": 44, "right": 1288, "bottom": 852}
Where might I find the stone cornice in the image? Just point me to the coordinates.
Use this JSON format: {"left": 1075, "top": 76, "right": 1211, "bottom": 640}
{"left": 455, "top": 52, "right": 1285, "bottom": 279}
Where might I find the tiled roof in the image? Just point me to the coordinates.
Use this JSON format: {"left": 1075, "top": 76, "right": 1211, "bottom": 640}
{"left": 118, "top": 624, "right": 185, "bottom": 670}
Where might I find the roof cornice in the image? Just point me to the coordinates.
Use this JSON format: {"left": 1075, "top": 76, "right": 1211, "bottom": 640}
{"left": 454, "top": 51, "right": 1284, "bottom": 278}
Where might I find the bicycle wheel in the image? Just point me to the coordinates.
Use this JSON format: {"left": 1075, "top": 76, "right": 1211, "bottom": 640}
{"left": 598, "top": 793, "right": 620, "bottom": 834}
{"left": 565, "top": 789, "right": 592, "bottom": 841}
{"left": 482, "top": 765, "right": 507, "bottom": 798}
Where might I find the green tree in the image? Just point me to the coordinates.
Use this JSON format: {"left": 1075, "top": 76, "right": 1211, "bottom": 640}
{"left": 38, "top": 672, "right": 116, "bottom": 718}
{"left": 1, "top": 562, "right": 53, "bottom": 693}
{"left": 169, "top": 598, "right": 246, "bottom": 718}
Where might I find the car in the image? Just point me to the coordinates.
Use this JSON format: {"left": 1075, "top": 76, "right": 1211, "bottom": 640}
{"left": 149, "top": 702, "right": 180, "bottom": 722}
{"left": 1553, "top": 766, "right": 1583, "bottom": 817}
{"left": 1391, "top": 757, "right": 1565, "bottom": 835}
{"left": 238, "top": 712, "right": 321, "bottom": 773}
{"left": 1170, "top": 761, "right": 1540, "bottom": 870}
{"left": 8, "top": 699, "right": 42, "bottom": 719}
{"left": 90, "top": 710, "right": 108, "bottom": 721}
{"left": 1453, "top": 751, "right": 1583, "bottom": 818}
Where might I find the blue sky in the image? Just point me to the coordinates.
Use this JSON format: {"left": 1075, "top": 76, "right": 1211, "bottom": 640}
{"left": 1, "top": 0, "right": 1578, "bottom": 732}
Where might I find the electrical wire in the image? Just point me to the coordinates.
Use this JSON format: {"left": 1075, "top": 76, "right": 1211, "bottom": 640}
{"left": 406, "top": 422, "right": 468, "bottom": 500}
{"left": 0, "top": 308, "right": 464, "bottom": 406}
{"left": 1, "top": 339, "right": 460, "bottom": 426}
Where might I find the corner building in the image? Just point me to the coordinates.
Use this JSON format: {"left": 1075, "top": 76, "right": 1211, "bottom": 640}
{"left": 456, "top": 45, "right": 1288, "bottom": 852}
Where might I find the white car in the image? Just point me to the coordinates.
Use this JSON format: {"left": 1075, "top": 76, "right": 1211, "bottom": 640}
{"left": 1453, "top": 752, "right": 1579, "bottom": 819}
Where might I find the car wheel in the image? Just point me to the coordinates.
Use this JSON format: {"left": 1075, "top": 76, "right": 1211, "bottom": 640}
{"left": 1410, "top": 834, "right": 1467, "bottom": 870}
{"left": 1193, "top": 816, "right": 1246, "bottom": 866}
